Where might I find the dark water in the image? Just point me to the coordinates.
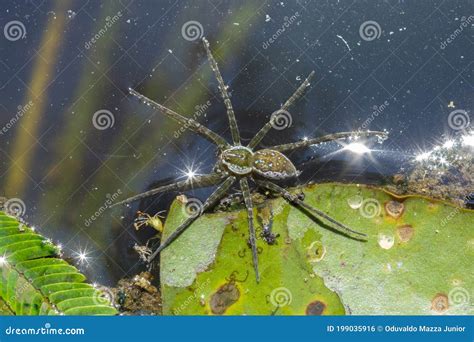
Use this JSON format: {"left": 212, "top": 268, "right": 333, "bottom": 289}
{"left": 0, "top": 0, "right": 472, "bottom": 284}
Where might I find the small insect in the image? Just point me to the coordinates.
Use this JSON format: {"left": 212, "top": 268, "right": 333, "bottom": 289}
{"left": 113, "top": 37, "right": 387, "bottom": 282}
{"left": 133, "top": 210, "right": 165, "bottom": 233}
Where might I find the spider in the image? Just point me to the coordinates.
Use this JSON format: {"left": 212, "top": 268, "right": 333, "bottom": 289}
{"left": 113, "top": 37, "right": 387, "bottom": 282}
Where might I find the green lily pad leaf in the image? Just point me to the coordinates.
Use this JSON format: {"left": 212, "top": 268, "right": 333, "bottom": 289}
{"left": 160, "top": 183, "right": 474, "bottom": 315}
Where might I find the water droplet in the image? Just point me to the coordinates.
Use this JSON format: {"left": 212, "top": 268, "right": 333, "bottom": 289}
{"left": 347, "top": 195, "right": 363, "bottom": 209}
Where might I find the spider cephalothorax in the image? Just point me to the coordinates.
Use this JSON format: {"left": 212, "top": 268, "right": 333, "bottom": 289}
{"left": 113, "top": 37, "right": 387, "bottom": 282}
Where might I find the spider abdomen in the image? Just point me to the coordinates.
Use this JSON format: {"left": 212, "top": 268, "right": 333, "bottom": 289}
{"left": 252, "top": 149, "right": 299, "bottom": 180}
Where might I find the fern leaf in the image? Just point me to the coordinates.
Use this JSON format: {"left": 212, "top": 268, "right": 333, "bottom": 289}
{"left": 0, "top": 212, "right": 117, "bottom": 315}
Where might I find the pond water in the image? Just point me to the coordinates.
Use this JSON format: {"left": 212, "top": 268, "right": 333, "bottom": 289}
{"left": 0, "top": 0, "right": 472, "bottom": 284}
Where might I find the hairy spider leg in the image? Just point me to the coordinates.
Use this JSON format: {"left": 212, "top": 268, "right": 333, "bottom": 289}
{"left": 148, "top": 176, "right": 237, "bottom": 262}
{"left": 111, "top": 173, "right": 226, "bottom": 207}
{"left": 255, "top": 180, "right": 367, "bottom": 239}
{"left": 269, "top": 131, "right": 388, "bottom": 152}
{"left": 128, "top": 88, "right": 230, "bottom": 149}
{"left": 248, "top": 71, "right": 315, "bottom": 149}
{"left": 202, "top": 37, "right": 241, "bottom": 145}
{"left": 239, "top": 178, "right": 260, "bottom": 283}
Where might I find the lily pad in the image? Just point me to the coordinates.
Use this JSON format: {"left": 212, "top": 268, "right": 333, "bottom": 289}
{"left": 160, "top": 183, "right": 474, "bottom": 315}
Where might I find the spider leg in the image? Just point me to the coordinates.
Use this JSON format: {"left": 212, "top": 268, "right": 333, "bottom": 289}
{"left": 255, "top": 180, "right": 367, "bottom": 239}
{"left": 129, "top": 88, "right": 230, "bottom": 149}
{"left": 202, "top": 38, "right": 241, "bottom": 145}
{"left": 239, "top": 177, "right": 260, "bottom": 283}
{"left": 248, "top": 71, "right": 315, "bottom": 149}
{"left": 111, "top": 173, "right": 226, "bottom": 207}
{"left": 147, "top": 176, "right": 237, "bottom": 262}
{"left": 269, "top": 131, "right": 388, "bottom": 153}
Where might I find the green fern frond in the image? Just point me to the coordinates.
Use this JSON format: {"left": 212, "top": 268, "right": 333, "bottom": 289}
{"left": 0, "top": 212, "right": 117, "bottom": 315}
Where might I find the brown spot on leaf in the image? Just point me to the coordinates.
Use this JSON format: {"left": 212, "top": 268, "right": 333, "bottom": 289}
{"left": 397, "top": 225, "right": 414, "bottom": 242}
{"left": 431, "top": 293, "right": 449, "bottom": 313}
{"left": 385, "top": 200, "right": 405, "bottom": 219}
{"left": 210, "top": 282, "right": 240, "bottom": 315}
{"left": 306, "top": 300, "right": 326, "bottom": 315}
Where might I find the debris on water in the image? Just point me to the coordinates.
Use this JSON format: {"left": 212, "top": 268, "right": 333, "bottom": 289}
{"left": 112, "top": 272, "right": 161, "bottom": 315}
{"left": 386, "top": 133, "right": 474, "bottom": 207}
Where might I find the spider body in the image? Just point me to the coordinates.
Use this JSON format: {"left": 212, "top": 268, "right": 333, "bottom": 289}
{"left": 219, "top": 146, "right": 298, "bottom": 180}
{"left": 114, "top": 37, "right": 388, "bottom": 283}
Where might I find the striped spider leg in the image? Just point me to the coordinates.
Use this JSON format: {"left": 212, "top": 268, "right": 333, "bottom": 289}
{"left": 114, "top": 37, "right": 388, "bottom": 283}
